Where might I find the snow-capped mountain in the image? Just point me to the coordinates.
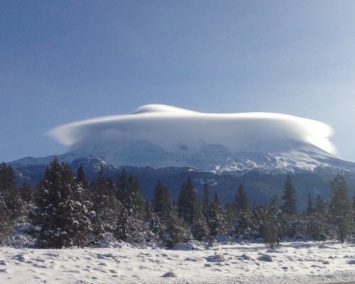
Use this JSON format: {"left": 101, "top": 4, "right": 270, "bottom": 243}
{"left": 79, "top": 140, "right": 347, "bottom": 173}
{"left": 9, "top": 139, "right": 355, "bottom": 210}
{"left": 9, "top": 104, "right": 355, "bottom": 209}
{"left": 31, "top": 103, "right": 350, "bottom": 173}
{"left": 11, "top": 139, "right": 354, "bottom": 174}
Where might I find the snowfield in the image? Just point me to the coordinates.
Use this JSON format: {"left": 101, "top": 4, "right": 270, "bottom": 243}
{"left": 1, "top": 241, "right": 355, "bottom": 283}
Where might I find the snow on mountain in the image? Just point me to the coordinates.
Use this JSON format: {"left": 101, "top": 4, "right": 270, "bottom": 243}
{"left": 57, "top": 139, "right": 351, "bottom": 174}
{"left": 33, "top": 103, "right": 348, "bottom": 173}
{"left": 11, "top": 104, "right": 355, "bottom": 174}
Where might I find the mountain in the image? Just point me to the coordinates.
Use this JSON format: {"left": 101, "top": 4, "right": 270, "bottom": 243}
{"left": 9, "top": 138, "right": 355, "bottom": 210}
{"left": 9, "top": 104, "right": 355, "bottom": 209}
{"left": 11, "top": 138, "right": 355, "bottom": 173}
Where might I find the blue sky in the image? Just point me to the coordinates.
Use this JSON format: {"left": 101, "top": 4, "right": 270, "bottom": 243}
{"left": 1, "top": 1, "right": 355, "bottom": 162}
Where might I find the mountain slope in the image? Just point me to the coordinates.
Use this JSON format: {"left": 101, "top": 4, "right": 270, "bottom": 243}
{"left": 10, "top": 139, "right": 355, "bottom": 211}
{"left": 12, "top": 139, "right": 350, "bottom": 173}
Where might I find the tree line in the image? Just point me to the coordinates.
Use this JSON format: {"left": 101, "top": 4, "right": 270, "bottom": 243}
{"left": 0, "top": 159, "right": 354, "bottom": 248}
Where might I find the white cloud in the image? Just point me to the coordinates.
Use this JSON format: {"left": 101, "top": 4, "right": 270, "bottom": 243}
{"left": 48, "top": 104, "right": 336, "bottom": 154}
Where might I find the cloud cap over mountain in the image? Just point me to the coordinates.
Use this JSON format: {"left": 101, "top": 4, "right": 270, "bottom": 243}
{"left": 48, "top": 104, "right": 336, "bottom": 155}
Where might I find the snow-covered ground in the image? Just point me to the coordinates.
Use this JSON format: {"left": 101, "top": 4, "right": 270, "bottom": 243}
{"left": 1, "top": 241, "right": 355, "bottom": 283}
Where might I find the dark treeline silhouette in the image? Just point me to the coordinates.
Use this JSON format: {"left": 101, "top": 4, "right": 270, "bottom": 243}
{"left": 0, "top": 160, "right": 354, "bottom": 248}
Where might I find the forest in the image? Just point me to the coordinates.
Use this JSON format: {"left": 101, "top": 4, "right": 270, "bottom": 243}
{"left": 0, "top": 158, "right": 354, "bottom": 249}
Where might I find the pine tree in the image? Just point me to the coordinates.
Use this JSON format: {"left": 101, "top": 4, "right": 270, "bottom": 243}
{"left": 77, "top": 164, "right": 90, "bottom": 190}
{"left": 33, "top": 159, "right": 91, "bottom": 248}
{"left": 152, "top": 180, "right": 170, "bottom": 219}
{"left": 305, "top": 194, "right": 328, "bottom": 241}
{"left": 263, "top": 195, "right": 283, "bottom": 248}
{"left": 209, "top": 191, "right": 225, "bottom": 240}
{"left": 202, "top": 183, "right": 212, "bottom": 222}
{"left": 116, "top": 170, "right": 144, "bottom": 218}
{"left": 18, "top": 181, "right": 33, "bottom": 225}
{"left": 234, "top": 184, "right": 249, "bottom": 213}
{"left": 314, "top": 194, "right": 327, "bottom": 216}
{"left": 150, "top": 180, "right": 171, "bottom": 240}
{"left": 191, "top": 200, "right": 209, "bottom": 241}
{"left": 115, "top": 170, "right": 145, "bottom": 242}
{"left": 164, "top": 202, "right": 185, "bottom": 248}
{"left": 232, "top": 185, "right": 251, "bottom": 237}
{"left": 0, "top": 162, "right": 22, "bottom": 219}
{"left": 306, "top": 194, "right": 314, "bottom": 215}
{"left": 0, "top": 191, "right": 11, "bottom": 242}
{"left": 177, "top": 177, "right": 197, "bottom": 225}
{"left": 19, "top": 181, "right": 32, "bottom": 203}
{"left": 91, "top": 165, "right": 121, "bottom": 238}
{"left": 281, "top": 175, "right": 297, "bottom": 216}
{"left": 329, "top": 174, "right": 352, "bottom": 243}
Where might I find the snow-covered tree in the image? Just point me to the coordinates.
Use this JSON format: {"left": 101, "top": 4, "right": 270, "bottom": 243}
{"left": 91, "top": 165, "right": 121, "bottom": 238}
{"left": 0, "top": 191, "right": 11, "bottom": 243}
{"left": 149, "top": 181, "right": 172, "bottom": 242}
{"left": 0, "top": 162, "right": 22, "bottom": 219}
{"left": 115, "top": 170, "right": 145, "bottom": 242}
{"left": 233, "top": 185, "right": 252, "bottom": 237}
{"left": 164, "top": 202, "right": 185, "bottom": 248}
{"left": 329, "top": 174, "right": 352, "bottom": 243}
{"left": 33, "top": 158, "right": 92, "bottom": 248}
{"left": 19, "top": 181, "right": 32, "bottom": 204}
{"left": 261, "top": 195, "right": 287, "bottom": 247}
{"left": 209, "top": 191, "right": 225, "bottom": 238}
{"left": 191, "top": 200, "right": 209, "bottom": 241}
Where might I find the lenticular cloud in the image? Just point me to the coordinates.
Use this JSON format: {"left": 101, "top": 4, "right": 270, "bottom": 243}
{"left": 48, "top": 104, "right": 336, "bottom": 155}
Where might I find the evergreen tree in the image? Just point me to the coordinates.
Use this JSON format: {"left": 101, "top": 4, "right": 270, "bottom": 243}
{"left": 91, "top": 165, "right": 121, "bottom": 238}
{"left": 208, "top": 191, "right": 225, "bottom": 240}
{"left": 18, "top": 181, "right": 34, "bottom": 225}
{"left": 149, "top": 181, "right": 171, "bottom": 241}
{"left": 152, "top": 180, "right": 170, "bottom": 219}
{"left": 190, "top": 200, "right": 209, "bottom": 241}
{"left": 115, "top": 170, "right": 145, "bottom": 242}
{"left": 177, "top": 177, "right": 197, "bottom": 225}
{"left": 329, "top": 174, "right": 352, "bottom": 243}
{"left": 263, "top": 195, "right": 283, "bottom": 248}
{"left": 164, "top": 202, "right": 185, "bottom": 248}
{"left": 77, "top": 164, "right": 90, "bottom": 190}
{"left": 0, "top": 191, "right": 11, "bottom": 242}
{"left": 116, "top": 170, "right": 144, "bottom": 218}
{"left": 33, "top": 158, "right": 91, "bottom": 248}
{"left": 0, "top": 162, "right": 22, "bottom": 219}
{"left": 234, "top": 184, "right": 249, "bottom": 213}
{"left": 202, "top": 183, "right": 213, "bottom": 222}
{"left": 19, "top": 181, "right": 32, "bottom": 203}
{"left": 116, "top": 169, "right": 128, "bottom": 203}
{"left": 281, "top": 175, "right": 297, "bottom": 216}
{"left": 232, "top": 185, "right": 251, "bottom": 237}
{"left": 303, "top": 194, "right": 328, "bottom": 241}
{"left": 314, "top": 194, "right": 327, "bottom": 216}
{"left": 306, "top": 194, "right": 314, "bottom": 215}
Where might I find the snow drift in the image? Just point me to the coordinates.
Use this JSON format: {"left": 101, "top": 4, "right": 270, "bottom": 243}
{"left": 2, "top": 241, "right": 355, "bottom": 284}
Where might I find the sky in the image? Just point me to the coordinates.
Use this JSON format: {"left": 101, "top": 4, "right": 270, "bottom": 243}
{"left": 1, "top": 1, "right": 355, "bottom": 162}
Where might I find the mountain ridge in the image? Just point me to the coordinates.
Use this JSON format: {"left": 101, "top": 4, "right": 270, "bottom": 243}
{"left": 10, "top": 139, "right": 352, "bottom": 174}
{"left": 9, "top": 139, "right": 355, "bottom": 210}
